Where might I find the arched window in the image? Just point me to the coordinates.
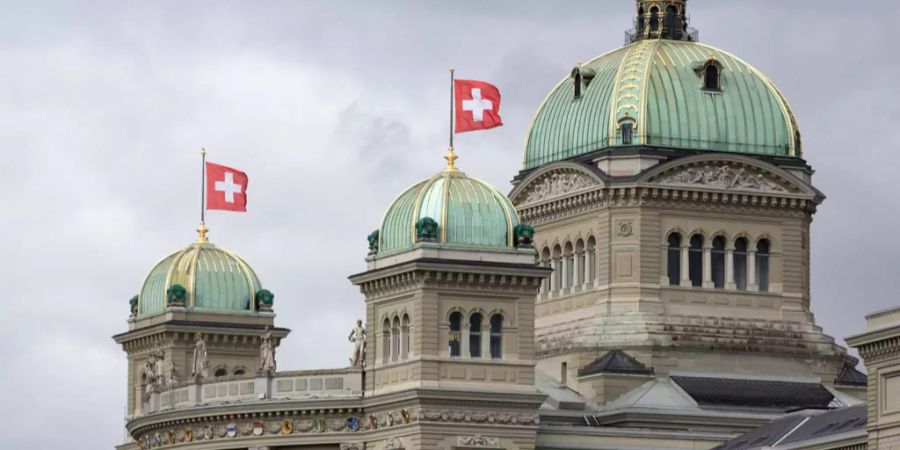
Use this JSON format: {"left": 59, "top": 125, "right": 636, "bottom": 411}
{"left": 712, "top": 236, "right": 726, "bottom": 288}
{"left": 214, "top": 367, "right": 227, "bottom": 378}
{"left": 382, "top": 317, "right": 391, "bottom": 364}
{"left": 391, "top": 317, "right": 400, "bottom": 362}
{"left": 469, "top": 313, "right": 483, "bottom": 358}
{"left": 734, "top": 238, "right": 748, "bottom": 290}
{"left": 649, "top": 7, "right": 659, "bottom": 32}
{"left": 586, "top": 237, "right": 596, "bottom": 285}
{"left": 667, "top": 233, "right": 682, "bottom": 285}
{"left": 704, "top": 65, "right": 720, "bottom": 90}
{"left": 401, "top": 314, "right": 410, "bottom": 360}
{"left": 448, "top": 312, "right": 462, "bottom": 357}
{"left": 637, "top": 7, "right": 645, "bottom": 34}
{"left": 233, "top": 368, "right": 246, "bottom": 377}
{"left": 540, "top": 247, "right": 551, "bottom": 293}
{"left": 757, "top": 239, "right": 770, "bottom": 292}
{"left": 490, "top": 314, "right": 503, "bottom": 359}
{"left": 665, "top": 5, "right": 679, "bottom": 39}
{"left": 689, "top": 235, "right": 704, "bottom": 287}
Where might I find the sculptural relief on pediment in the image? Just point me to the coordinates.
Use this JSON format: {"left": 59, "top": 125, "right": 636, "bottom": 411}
{"left": 652, "top": 163, "right": 791, "bottom": 193}
{"left": 516, "top": 170, "right": 598, "bottom": 205}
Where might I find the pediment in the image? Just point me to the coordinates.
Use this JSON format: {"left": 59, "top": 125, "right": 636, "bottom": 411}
{"left": 510, "top": 163, "right": 603, "bottom": 207}
{"left": 640, "top": 155, "right": 814, "bottom": 196}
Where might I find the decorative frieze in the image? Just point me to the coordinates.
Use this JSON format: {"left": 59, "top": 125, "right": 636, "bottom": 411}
{"left": 518, "top": 170, "right": 598, "bottom": 205}
{"left": 458, "top": 434, "right": 500, "bottom": 448}
{"left": 652, "top": 163, "right": 790, "bottom": 193}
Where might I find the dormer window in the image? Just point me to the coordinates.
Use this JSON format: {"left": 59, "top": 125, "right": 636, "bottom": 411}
{"left": 697, "top": 58, "right": 724, "bottom": 91}
{"left": 571, "top": 65, "right": 596, "bottom": 100}
{"left": 618, "top": 117, "right": 636, "bottom": 145}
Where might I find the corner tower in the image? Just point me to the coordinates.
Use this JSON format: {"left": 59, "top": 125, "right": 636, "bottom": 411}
{"left": 113, "top": 228, "right": 289, "bottom": 420}
{"left": 511, "top": 1, "right": 856, "bottom": 405}
{"left": 350, "top": 152, "right": 549, "bottom": 449}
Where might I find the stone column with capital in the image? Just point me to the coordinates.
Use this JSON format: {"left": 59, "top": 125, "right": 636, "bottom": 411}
{"left": 680, "top": 244, "right": 690, "bottom": 287}
{"left": 747, "top": 250, "right": 758, "bottom": 291}
{"left": 702, "top": 245, "right": 713, "bottom": 288}
{"left": 725, "top": 246, "right": 736, "bottom": 290}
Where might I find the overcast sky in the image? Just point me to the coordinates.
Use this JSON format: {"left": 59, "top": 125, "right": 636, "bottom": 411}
{"left": 1, "top": 1, "right": 898, "bottom": 448}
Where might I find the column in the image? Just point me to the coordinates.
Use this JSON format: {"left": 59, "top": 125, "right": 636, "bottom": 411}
{"left": 573, "top": 252, "right": 582, "bottom": 290}
{"left": 481, "top": 323, "right": 490, "bottom": 358}
{"left": 561, "top": 257, "right": 569, "bottom": 291}
{"left": 702, "top": 245, "right": 713, "bottom": 288}
{"left": 747, "top": 250, "right": 758, "bottom": 291}
{"left": 680, "top": 244, "right": 690, "bottom": 287}
{"left": 461, "top": 324, "right": 470, "bottom": 357}
{"left": 550, "top": 258, "right": 559, "bottom": 292}
{"left": 584, "top": 252, "right": 592, "bottom": 287}
{"left": 725, "top": 246, "right": 736, "bottom": 290}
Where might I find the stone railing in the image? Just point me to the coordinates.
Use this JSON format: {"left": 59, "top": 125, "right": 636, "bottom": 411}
{"left": 138, "top": 368, "right": 362, "bottom": 417}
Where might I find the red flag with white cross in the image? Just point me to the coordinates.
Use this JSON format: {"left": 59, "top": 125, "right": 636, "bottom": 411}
{"left": 454, "top": 79, "right": 503, "bottom": 133}
{"left": 206, "top": 162, "right": 248, "bottom": 212}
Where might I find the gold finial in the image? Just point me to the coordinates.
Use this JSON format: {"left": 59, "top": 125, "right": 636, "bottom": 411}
{"left": 201, "top": 147, "right": 206, "bottom": 156}
{"left": 444, "top": 147, "right": 458, "bottom": 172}
{"left": 196, "top": 222, "right": 209, "bottom": 243}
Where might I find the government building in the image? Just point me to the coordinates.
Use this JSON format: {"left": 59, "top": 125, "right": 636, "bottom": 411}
{"left": 113, "top": 1, "right": 900, "bottom": 449}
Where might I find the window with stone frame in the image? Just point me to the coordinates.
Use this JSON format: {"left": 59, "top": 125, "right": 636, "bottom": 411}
{"left": 489, "top": 314, "right": 503, "bottom": 359}
{"left": 667, "top": 233, "right": 682, "bottom": 285}
{"left": 469, "top": 313, "right": 483, "bottom": 358}
{"left": 448, "top": 312, "right": 462, "bottom": 357}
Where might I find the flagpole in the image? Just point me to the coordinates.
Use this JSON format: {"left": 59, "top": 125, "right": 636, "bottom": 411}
{"left": 445, "top": 67, "right": 458, "bottom": 171}
{"left": 198, "top": 148, "right": 209, "bottom": 242}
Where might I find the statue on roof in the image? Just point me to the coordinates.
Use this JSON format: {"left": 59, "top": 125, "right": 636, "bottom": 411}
{"left": 191, "top": 333, "right": 208, "bottom": 380}
{"left": 258, "top": 326, "right": 276, "bottom": 374}
{"left": 348, "top": 319, "right": 366, "bottom": 368}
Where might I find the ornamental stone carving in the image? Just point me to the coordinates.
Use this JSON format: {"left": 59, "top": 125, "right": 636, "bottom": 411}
{"left": 520, "top": 171, "right": 596, "bottom": 204}
{"left": 655, "top": 164, "right": 787, "bottom": 193}
{"left": 457, "top": 435, "right": 500, "bottom": 448}
{"left": 384, "top": 437, "right": 403, "bottom": 449}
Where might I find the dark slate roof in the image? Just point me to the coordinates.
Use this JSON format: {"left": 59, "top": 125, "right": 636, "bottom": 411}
{"left": 670, "top": 376, "right": 834, "bottom": 410}
{"left": 714, "top": 404, "right": 867, "bottom": 450}
{"left": 834, "top": 363, "right": 867, "bottom": 387}
{"left": 577, "top": 350, "right": 654, "bottom": 377}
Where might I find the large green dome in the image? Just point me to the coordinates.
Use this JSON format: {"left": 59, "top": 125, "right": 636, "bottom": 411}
{"left": 523, "top": 39, "right": 800, "bottom": 170}
{"left": 376, "top": 167, "right": 520, "bottom": 255}
{"left": 137, "top": 241, "right": 262, "bottom": 317}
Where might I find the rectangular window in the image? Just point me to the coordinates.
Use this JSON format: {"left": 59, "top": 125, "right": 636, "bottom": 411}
{"left": 621, "top": 123, "right": 634, "bottom": 145}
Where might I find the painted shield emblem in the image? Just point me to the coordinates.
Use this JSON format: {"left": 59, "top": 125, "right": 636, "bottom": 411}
{"left": 387, "top": 411, "right": 394, "bottom": 426}
{"left": 401, "top": 409, "right": 410, "bottom": 424}
{"left": 347, "top": 417, "right": 359, "bottom": 431}
{"left": 183, "top": 427, "right": 193, "bottom": 442}
{"left": 313, "top": 418, "right": 326, "bottom": 433}
{"left": 203, "top": 425, "right": 213, "bottom": 440}
{"left": 368, "top": 414, "right": 377, "bottom": 430}
{"left": 252, "top": 421, "right": 264, "bottom": 436}
{"left": 281, "top": 419, "right": 294, "bottom": 434}
{"left": 165, "top": 430, "right": 175, "bottom": 445}
{"left": 226, "top": 423, "right": 237, "bottom": 438}
{"left": 153, "top": 432, "right": 161, "bottom": 447}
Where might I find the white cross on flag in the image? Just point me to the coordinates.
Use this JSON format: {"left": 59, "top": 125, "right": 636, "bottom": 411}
{"left": 206, "top": 161, "right": 248, "bottom": 212}
{"left": 454, "top": 79, "right": 503, "bottom": 133}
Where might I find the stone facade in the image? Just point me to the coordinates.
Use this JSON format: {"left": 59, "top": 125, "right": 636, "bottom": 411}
{"left": 848, "top": 308, "right": 900, "bottom": 449}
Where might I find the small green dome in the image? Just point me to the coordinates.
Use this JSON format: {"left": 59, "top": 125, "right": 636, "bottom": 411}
{"left": 137, "top": 241, "right": 262, "bottom": 317}
{"left": 524, "top": 39, "right": 800, "bottom": 170}
{"left": 377, "top": 169, "right": 520, "bottom": 254}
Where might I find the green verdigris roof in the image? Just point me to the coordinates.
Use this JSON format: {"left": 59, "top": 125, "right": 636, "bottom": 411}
{"left": 524, "top": 39, "right": 800, "bottom": 170}
{"left": 138, "top": 242, "right": 261, "bottom": 317}
{"left": 378, "top": 170, "right": 520, "bottom": 254}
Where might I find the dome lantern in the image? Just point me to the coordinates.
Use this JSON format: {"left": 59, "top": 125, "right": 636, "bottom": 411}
{"left": 630, "top": 0, "right": 696, "bottom": 43}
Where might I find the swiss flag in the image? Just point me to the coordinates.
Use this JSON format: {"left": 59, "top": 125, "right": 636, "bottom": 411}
{"left": 454, "top": 79, "right": 503, "bottom": 133}
{"left": 206, "top": 162, "right": 248, "bottom": 212}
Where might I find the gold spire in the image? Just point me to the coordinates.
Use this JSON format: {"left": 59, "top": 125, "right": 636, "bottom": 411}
{"left": 444, "top": 146, "right": 459, "bottom": 172}
{"left": 196, "top": 222, "right": 209, "bottom": 243}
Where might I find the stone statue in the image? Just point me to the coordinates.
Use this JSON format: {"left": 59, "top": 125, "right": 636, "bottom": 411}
{"left": 258, "top": 326, "right": 276, "bottom": 374}
{"left": 191, "top": 333, "right": 209, "bottom": 380}
{"left": 153, "top": 349, "right": 165, "bottom": 380}
{"left": 141, "top": 359, "right": 157, "bottom": 398}
{"left": 255, "top": 289, "right": 274, "bottom": 312}
{"left": 348, "top": 319, "right": 366, "bottom": 368}
{"left": 415, "top": 217, "right": 439, "bottom": 241}
{"left": 165, "top": 360, "right": 179, "bottom": 388}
